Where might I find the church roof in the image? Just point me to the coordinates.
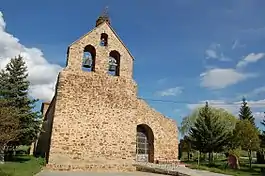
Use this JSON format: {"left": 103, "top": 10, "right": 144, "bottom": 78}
{"left": 68, "top": 21, "right": 134, "bottom": 60}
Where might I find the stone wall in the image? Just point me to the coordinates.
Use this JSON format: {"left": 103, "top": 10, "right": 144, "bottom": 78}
{"left": 42, "top": 102, "right": 51, "bottom": 117}
{"left": 41, "top": 21, "right": 178, "bottom": 172}
{"left": 46, "top": 70, "right": 138, "bottom": 172}
{"left": 30, "top": 102, "right": 51, "bottom": 155}
{"left": 35, "top": 96, "right": 56, "bottom": 161}
{"left": 136, "top": 99, "right": 178, "bottom": 162}
{"left": 66, "top": 22, "right": 134, "bottom": 79}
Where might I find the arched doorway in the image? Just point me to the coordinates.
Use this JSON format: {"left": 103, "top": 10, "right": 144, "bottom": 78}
{"left": 136, "top": 124, "right": 154, "bottom": 163}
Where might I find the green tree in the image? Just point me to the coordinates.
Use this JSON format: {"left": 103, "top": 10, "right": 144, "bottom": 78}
{"left": 180, "top": 105, "right": 237, "bottom": 137}
{"left": 0, "top": 55, "right": 41, "bottom": 146}
{"left": 0, "top": 70, "right": 9, "bottom": 98}
{"left": 189, "top": 102, "right": 232, "bottom": 164}
{"left": 0, "top": 99, "right": 20, "bottom": 164}
{"left": 258, "top": 112, "right": 265, "bottom": 164}
{"left": 179, "top": 135, "right": 192, "bottom": 161}
{"left": 179, "top": 109, "right": 200, "bottom": 136}
{"left": 239, "top": 97, "right": 255, "bottom": 126}
{"left": 234, "top": 120, "right": 260, "bottom": 168}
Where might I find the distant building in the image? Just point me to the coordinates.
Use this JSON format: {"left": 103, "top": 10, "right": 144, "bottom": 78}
{"left": 35, "top": 11, "right": 178, "bottom": 172}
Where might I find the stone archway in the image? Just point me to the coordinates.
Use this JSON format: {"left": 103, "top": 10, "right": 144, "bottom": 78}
{"left": 136, "top": 124, "right": 154, "bottom": 163}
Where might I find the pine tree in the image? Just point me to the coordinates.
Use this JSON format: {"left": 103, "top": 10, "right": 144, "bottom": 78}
{"left": 0, "top": 55, "right": 41, "bottom": 146}
{"left": 189, "top": 102, "right": 232, "bottom": 164}
{"left": 239, "top": 97, "right": 255, "bottom": 126}
{"left": 0, "top": 70, "right": 9, "bottom": 98}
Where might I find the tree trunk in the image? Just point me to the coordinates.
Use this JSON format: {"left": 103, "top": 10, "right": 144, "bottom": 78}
{"left": 248, "top": 150, "right": 252, "bottom": 168}
{"left": 208, "top": 152, "right": 214, "bottom": 164}
{"left": 0, "top": 144, "right": 5, "bottom": 164}
{"left": 197, "top": 151, "right": 200, "bottom": 166}
{"left": 187, "top": 151, "right": 190, "bottom": 161}
{"left": 257, "top": 150, "right": 265, "bottom": 164}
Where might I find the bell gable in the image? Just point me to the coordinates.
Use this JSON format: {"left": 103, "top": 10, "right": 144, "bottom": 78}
{"left": 65, "top": 22, "right": 134, "bottom": 79}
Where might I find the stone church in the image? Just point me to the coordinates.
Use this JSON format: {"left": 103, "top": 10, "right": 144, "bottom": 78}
{"left": 35, "top": 12, "right": 179, "bottom": 172}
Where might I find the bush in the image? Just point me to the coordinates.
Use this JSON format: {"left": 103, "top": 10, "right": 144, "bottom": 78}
{"left": 15, "top": 146, "right": 30, "bottom": 155}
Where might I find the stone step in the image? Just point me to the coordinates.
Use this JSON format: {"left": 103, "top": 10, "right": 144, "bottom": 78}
{"left": 134, "top": 162, "right": 231, "bottom": 176}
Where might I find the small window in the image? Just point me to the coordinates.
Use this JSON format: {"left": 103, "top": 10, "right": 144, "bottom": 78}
{"left": 100, "top": 33, "right": 108, "bottom": 46}
{"left": 82, "top": 45, "right": 96, "bottom": 72}
{"left": 108, "top": 50, "right": 120, "bottom": 76}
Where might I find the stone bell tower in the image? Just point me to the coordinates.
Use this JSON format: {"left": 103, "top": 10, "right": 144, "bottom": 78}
{"left": 39, "top": 9, "right": 179, "bottom": 172}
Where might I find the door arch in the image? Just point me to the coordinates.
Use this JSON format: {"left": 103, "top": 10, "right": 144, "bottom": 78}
{"left": 136, "top": 124, "right": 154, "bottom": 163}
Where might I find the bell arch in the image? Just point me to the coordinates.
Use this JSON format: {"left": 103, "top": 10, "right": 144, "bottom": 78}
{"left": 82, "top": 45, "right": 96, "bottom": 72}
{"left": 108, "top": 50, "right": 120, "bottom": 76}
{"left": 100, "top": 33, "right": 108, "bottom": 46}
{"left": 136, "top": 124, "right": 154, "bottom": 163}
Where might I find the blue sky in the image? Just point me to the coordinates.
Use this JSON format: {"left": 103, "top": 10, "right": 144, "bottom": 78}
{"left": 1, "top": 0, "right": 265, "bottom": 133}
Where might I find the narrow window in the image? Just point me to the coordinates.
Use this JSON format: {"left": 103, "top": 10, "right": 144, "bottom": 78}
{"left": 82, "top": 45, "right": 96, "bottom": 72}
{"left": 100, "top": 33, "right": 108, "bottom": 46}
{"left": 108, "top": 50, "right": 120, "bottom": 76}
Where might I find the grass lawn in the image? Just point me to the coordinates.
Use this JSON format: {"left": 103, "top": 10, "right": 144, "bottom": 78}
{"left": 0, "top": 155, "right": 44, "bottom": 176}
{"left": 184, "top": 160, "right": 263, "bottom": 176}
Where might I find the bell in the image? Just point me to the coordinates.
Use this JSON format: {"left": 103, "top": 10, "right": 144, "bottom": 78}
{"left": 83, "top": 57, "right": 93, "bottom": 68}
{"left": 109, "top": 63, "right": 117, "bottom": 71}
{"left": 109, "top": 57, "right": 117, "bottom": 71}
{"left": 100, "top": 40, "right": 105, "bottom": 46}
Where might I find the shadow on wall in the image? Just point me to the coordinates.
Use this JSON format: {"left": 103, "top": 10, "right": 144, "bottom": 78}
{"left": 34, "top": 96, "right": 56, "bottom": 164}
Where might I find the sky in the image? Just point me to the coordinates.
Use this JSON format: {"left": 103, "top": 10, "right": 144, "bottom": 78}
{"left": 1, "top": 0, "right": 265, "bottom": 133}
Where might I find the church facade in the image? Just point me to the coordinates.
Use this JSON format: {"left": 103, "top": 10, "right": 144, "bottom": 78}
{"left": 36, "top": 14, "right": 179, "bottom": 172}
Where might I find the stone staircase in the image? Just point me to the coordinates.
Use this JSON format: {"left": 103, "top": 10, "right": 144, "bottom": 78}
{"left": 133, "top": 162, "right": 231, "bottom": 176}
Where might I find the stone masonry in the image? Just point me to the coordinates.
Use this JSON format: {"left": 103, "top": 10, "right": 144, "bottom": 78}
{"left": 36, "top": 16, "right": 178, "bottom": 172}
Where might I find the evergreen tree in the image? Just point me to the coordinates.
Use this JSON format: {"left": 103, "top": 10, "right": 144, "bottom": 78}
{"left": 0, "top": 70, "right": 9, "bottom": 99}
{"left": 189, "top": 102, "right": 232, "bottom": 164}
{"left": 239, "top": 97, "right": 255, "bottom": 126}
{"left": 0, "top": 55, "right": 41, "bottom": 146}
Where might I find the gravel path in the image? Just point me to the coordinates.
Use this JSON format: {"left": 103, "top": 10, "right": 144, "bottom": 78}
{"left": 35, "top": 169, "right": 230, "bottom": 176}
{"left": 35, "top": 171, "right": 166, "bottom": 176}
{"left": 35, "top": 162, "right": 231, "bottom": 176}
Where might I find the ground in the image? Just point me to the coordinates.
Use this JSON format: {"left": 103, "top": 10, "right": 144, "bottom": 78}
{"left": 184, "top": 160, "right": 262, "bottom": 176}
{"left": 35, "top": 171, "right": 168, "bottom": 176}
{"left": 0, "top": 155, "right": 44, "bottom": 176}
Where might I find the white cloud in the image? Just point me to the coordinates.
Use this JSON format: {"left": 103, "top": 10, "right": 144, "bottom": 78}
{"left": 187, "top": 99, "right": 265, "bottom": 120}
{"left": 252, "top": 86, "right": 265, "bottom": 95}
{"left": 253, "top": 112, "right": 264, "bottom": 120}
{"left": 205, "top": 43, "right": 230, "bottom": 61}
{"left": 187, "top": 100, "right": 239, "bottom": 114}
{"left": 156, "top": 78, "right": 167, "bottom": 85}
{"left": 0, "top": 11, "right": 62, "bottom": 102}
{"left": 232, "top": 39, "right": 245, "bottom": 50}
{"left": 205, "top": 49, "right": 218, "bottom": 59}
{"left": 200, "top": 68, "right": 256, "bottom": 89}
{"left": 0, "top": 12, "right": 6, "bottom": 30}
{"left": 240, "top": 27, "right": 265, "bottom": 39}
{"left": 156, "top": 87, "right": 183, "bottom": 97}
{"left": 242, "top": 86, "right": 265, "bottom": 98}
{"left": 236, "top": 53, "right": 265, "bottom": 68}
